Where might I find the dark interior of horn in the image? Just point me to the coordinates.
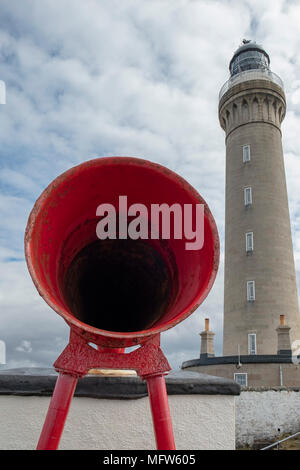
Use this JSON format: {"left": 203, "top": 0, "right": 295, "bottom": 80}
{"left": 63, "top": 238, "right": 175, "bottom": 332}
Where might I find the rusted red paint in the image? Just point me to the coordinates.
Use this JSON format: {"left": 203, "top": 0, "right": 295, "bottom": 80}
{"left": 37, "top": 332, "right": 174, "bottom": 451}
{"left": 54, "top": 330, "right": 171, "bottom": 379}
{"left": 147, "top": 374, "right": 176, "bottom": 450}
{"left": 25, "top": 156, "right": 220, "bottom": 348}
{"left": 36, "top": 373, "right": 78, "bottom": 450}
{"left": 27, "top": 156, "right": 220, "bottom": 452}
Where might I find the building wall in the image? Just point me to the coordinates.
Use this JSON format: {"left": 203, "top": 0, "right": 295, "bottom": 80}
{"left": 236, "top": 389, "right": 300, "bottom": 447}
{"left": 187, "top": 362, "right": 300, "bottom": 387}
{"left": 0, "top": 394, "right": 235, "bottom": 450}
{"left": 219, "top": 79, "right": 300, "bottom": 356}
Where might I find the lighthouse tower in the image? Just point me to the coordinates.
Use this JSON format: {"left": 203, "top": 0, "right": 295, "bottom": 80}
{"left": 218, "top": 40, "right": 300, "bottom": 356}
{"left": 182, "top": 41, "right": 300, "bottom": 387}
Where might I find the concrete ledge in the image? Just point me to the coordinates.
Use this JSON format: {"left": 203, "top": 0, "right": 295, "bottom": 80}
{"left": 0, "top": 368, "right": 240, "bottom": 398}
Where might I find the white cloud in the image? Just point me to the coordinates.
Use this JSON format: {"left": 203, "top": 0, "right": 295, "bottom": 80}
{"left": 0, "top": 0, "right": 300, "bottom": 370}
{"left": 15, "top": 340, "right": 32, "bottom": 353}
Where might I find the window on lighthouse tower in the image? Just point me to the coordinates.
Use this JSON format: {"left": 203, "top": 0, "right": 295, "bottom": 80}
{"left": 247, "top": 280, "right": 255, "bottom": 302}
{"left": 246, "top": 232, "right": 254, "bottom": 252}
{"left": 248, "top": 333, "right": 257, "bottom": 355}
{"left": 243, "top": 144, "right": 251, "bottom": 162}
{"left": 244, "top": 187, "right": 252, "bottom": 206}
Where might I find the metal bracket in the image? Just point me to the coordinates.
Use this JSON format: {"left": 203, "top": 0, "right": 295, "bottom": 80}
{"left": 54, "top": 329, "right": 171, "bottom": 380}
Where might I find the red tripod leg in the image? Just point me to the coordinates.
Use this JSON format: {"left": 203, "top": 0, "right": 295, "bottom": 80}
{"left": 146, "top": 374, "right": 176, "bottom": 450}
{"left": 36, "top": 373, "right": 78, "bottom": 450}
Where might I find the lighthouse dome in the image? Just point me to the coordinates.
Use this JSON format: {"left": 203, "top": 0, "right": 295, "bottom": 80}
{"left": 229, "top": 40, "right": 270, "bottom": 76}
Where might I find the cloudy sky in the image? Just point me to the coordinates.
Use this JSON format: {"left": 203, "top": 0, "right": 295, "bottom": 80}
{"left": 1, "top": 0, "right": 300, "bottom": 371}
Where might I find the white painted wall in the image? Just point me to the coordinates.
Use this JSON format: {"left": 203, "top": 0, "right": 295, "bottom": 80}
{"left": 236, "top": 390, "right": 300, "bottom": 447}
{"left": 0, "top": 394, "right": 235, "bottom": 450}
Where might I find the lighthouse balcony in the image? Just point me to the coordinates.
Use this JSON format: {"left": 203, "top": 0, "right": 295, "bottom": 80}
{"left": 219, "top": 69, "right": 283, "bottom": 101}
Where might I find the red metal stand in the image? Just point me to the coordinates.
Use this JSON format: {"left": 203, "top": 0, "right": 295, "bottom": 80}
{"left": 36, "top": 373, "right": 78, "bottom": 450}
{"left": 36, "top": 331, "right": 175, "bottom": 450}
{"left": 146, "top": 375, "right": 176, "bottom": 450}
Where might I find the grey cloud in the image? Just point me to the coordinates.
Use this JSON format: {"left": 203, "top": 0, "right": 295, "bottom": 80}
{"left": 0, "top": 0, "right": 299, "bottom": 371}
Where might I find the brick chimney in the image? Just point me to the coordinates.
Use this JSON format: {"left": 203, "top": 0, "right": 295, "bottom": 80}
{"left": 276, "top": 315, "right": 292, "bottom": 356}
{"left": 200, "top": 318, "right": 215, "bottom": 358}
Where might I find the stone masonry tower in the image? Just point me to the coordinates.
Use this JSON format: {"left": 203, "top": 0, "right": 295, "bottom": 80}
{"left": 218, "top": 40, "right": 300, "bottom": 356}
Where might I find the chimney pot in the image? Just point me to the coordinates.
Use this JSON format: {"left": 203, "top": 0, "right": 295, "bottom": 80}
{"left": 276, "top": 315, "right": 291, "bottom": 356}
{"left": 200, "top": 318, "right": 215, "bottom": 358}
